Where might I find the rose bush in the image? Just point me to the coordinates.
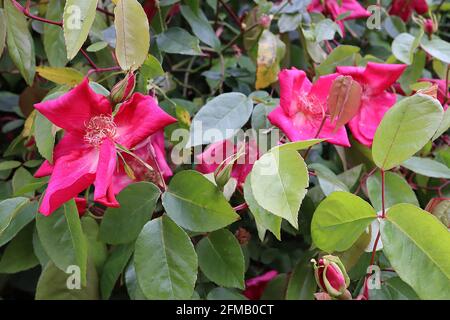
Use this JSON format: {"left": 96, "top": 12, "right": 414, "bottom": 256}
{"left": 0, "top": 0, "right": 449, "bottom": 300}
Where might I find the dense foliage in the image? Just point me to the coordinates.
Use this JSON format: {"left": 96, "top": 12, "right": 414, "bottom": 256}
{"left": 0, "top": 0, "right": 449, "bottom": 300}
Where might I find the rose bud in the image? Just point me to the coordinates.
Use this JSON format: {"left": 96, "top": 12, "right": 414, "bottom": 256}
{"left": 312, "top": 255, "right": 350, "bottom": 299}
{"left": 110, "top": 72, "right": 136, "bottom": 104}
{"left": 258, "top": 14, "right": 272, "bottom": 29}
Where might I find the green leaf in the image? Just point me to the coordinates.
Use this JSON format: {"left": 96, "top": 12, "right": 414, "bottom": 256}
{"left": 0, "top": 200, "right": 36, "bottom": 246}
{"left": 399, "top": 50, "right": 426, "bottom": 94}
{"left": 156, "top": 27, "right": 202, "bottom": 55}
{"left": 0, "top": 197, "right": 29, "bottom": 237}
{"left": 100, "top": 243, "right": 134, "bottom": 299}
{"left": 271, "top": 139, "right": 324, "bottom": 152}
{"left": 188, "top": 92, "right": 253, "bottom": 147}
{"left": 207, "top": 287, "right": 247, "bottom": 300}
{"left": 392, "top": 33, "right": 416, "bottom": 65}
{"left": 402, "top": 156, "right": 450, "bottom": 179}
{"left": 311, "top": 191, "right": 377, "bottom": 252}
{"left": 0, "top": 160, "right": 21, "bottom": 171}
{"left": 420, "top": 37, "right": 450, "bottom": 64}
{"left": 162, "top": 170, "right": 240, "bottom": 232}
{"left": 12, "top": 167, "right": 33, "bottom": 197}
{"left": 137, "top": 54, "right": 165, "bottom": 93}
{"left": 114, "top": 0, "right": 150, "bottom": 70}
{"left": 316, "top": 45, "right": 360, "bottom": 76}
{"left": 251, "top": 101, "right": 277, "bottom": 130}
{"left": 34, "top": 111, "right": 56, "bottom": 162}
{"left": 381, "top": 204, "right": 450, "bottom": 300}
{"left": 314, "top": 19, "right": 341, "bottom": 42}
{"left": 134, "top": 216, "right": 198, "bottom": 299}
{"left": 81, "top": 216, "right": 107, "bottom": 273}
{"left": 86, "top": 41, "right": 108, "bottom": 52}
{"left": 125, "top": 260, "right": 147, "bottom": 300}
{"left": 180, "top": 5, "right": 220, "bottom": 50}
{"left": 43, "top": 0, "right": 68, "bottom": 67}
{"left": 433, "top": 107, "right": 450, "bottom": 141}
{"left": 14, "top": 177, "right": 49, "bottom": 196}
{"left": 0, "top": 9, "right": 6, "bottom": 58}
{"left": 278, "top": 13, "right": 302, "bottom": 33}
{"left": 367, "top": 171, "right": 419, "bottom": 212}
{"left": 255, "top": 30, "right": 286, "bottom": 89}
{"left": 250, "top": 149, "right": 309, "bottom": 229}
{"left": 370, "top": 276, "right": 419, "bottom": 300}
{"left": 309, "top": 163, "right": 349, "bottom": 196}
{"left": 372, "top": 94, "right": 444, "bottom": 170}
{"left": 285, "top": 260, "right": 317, "bottom": 300}
{"left": 64, "top": 199, "right": 88, "bottom": 286}
{"left": 36, "top": 201, "right": 87, "bottom": 283}
{"left": 0, "top": 223, "right": 38, "bottom": 273}
{"left": 4, "top": 0, "right": 36, "bottom": 85}
{"left": 63, "top": 0, "right": 98, "bottom": 60}
{"left": 196, "top": 229, "right": 245, "bottom": 289}
{"left": 35, "top": 261, "right": 99, "bottom": 300}
{"left": 99, "top": 182, "right": 160, "bottom": 244}
{"left": 244, "top": 177, "right": 282, "bottom": 241}
{"left": 383, "top": 16, "right": 406, "bottom": 38}
{"left": 36, "top": 66, "right": 84, "bottom": 87}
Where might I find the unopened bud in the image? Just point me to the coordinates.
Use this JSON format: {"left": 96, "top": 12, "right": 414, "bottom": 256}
{"left": 312, "top": 255, "right": 350, "bottom": 298}
{"left": 259, "top": 14, "right": 271, "bottom": 29}
{"left": 110, "top": 72, "right": 136, "bottom": 104}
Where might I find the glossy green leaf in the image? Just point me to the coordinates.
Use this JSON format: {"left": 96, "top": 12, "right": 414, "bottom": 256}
{"left": 4, "top": 0, "right": 36, "bottom": 85}
{"left": 63, "top": 0, "right": 98, "bottom": 60}
{"left": 381, "top": 204, "right": 450, "bottom": 299}
{"left": 134, "top": 216, "right": 198, "bottom": 299}
{"left": 367, "top": 171, "right": 419, "bottom": 212}
{"left": 372, "top": 94, "right": 443, "bottom": 170}
{"left": 0, "top": 160, "right": 21, "bottom": 171}
{"left": 81, "top": 216, "right": 107, "bottom": 273}
{"left": 34, "top": 111, "right": 56, "bottom": 162}
{"left": 243, "top": 177, "right": 282, "bottom": 241}
{"left": 392, "top": 33, "right": 416, "bottom": 65}
{"left": 207, "top": 287, "right": 247, "bottom": 300}
{"left": 156, "top": 27, "right": 202, "bottom": 55}
{"left": 433, "top": 107, "right": 450, "bottom": 141}
{"left": 251, "top": 149, "right": 309, "bottom": 228}
{"left": 0, "top": 200, "right": 36, "bottom": 246}
{"left": 285, "top": 260, "right": 317, "bottom": 300}
{"left": 311, "top": 191, "right": 377, "bottom": 253}
{"left": 197, "top": 229, "right": 245, "bottom": 289}
{"left": 316, "top": 45, "right": 360, "bottom": 76}
{"left": 64, "top": 199, "right": 88, "bottom": 285}
{"left": 43, "top": 0, "right": 67, "bottom": 67}
{"left": 309, "top": 163, "right": 349, "bottom": 196}
{"left": 180, "top": 5, "right": 220, "bottom": 50}
{"left": 370, "top": 276, "right": 419, "bottom": 300}
{"left": 0, "top": 223, "right": 38, "bottom": 273}
{"left": 99, "top": 182, "right": 160, "bottom": 244}
{"left": 420, "top": 37, "right": 450, "bottom": 64}
{"left": 35, "top": 261, "right": 99, "bottom": 300}
{"left": 0, "top": 197, "right": 29, "bottom": 237}
{"left": 402, "top": 156, "right": 450, "bottom": 179}
{"left": 114, "top": 0, "right": 150, "bottom": 70}
{"left": 162, "top": 170, "right": 239, "bottom": 232}
{"left": 188, "top": 92, "right": 253, "bottom": 147}
{"left": 100, "top": 243, "right": 134, "bottom": 300}
{"left": 272, "top": 139, "right": 324, "bottom": 152}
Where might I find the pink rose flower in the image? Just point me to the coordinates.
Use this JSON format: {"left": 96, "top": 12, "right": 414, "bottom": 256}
{"left": 196, "top": 139, "right": 260, "bottom": 187}
{"left": 34, "top": 78, "right": 176, "bottom": 216}
{"left": 336, "top": 62, "right": 407, "bottom": 146}
{"left": 267, "top": 68, "right": 350, "bottom": 147}
{"left": 243, "top": 270, "right": 278, "bottom": 300}
{"left": 112, "top": 130, "right": 173, "bottom": 195}
{"left": 308, "top": 0, "right": 371, "bottom": 33}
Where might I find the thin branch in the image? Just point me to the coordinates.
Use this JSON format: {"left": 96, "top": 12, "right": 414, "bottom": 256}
{"left": 12, "top": 0, "right": 62, "bottom": 26}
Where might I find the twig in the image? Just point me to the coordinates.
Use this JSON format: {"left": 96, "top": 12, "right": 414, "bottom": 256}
{"left": 12, "top": 0, "right": 62, "bottom": 26}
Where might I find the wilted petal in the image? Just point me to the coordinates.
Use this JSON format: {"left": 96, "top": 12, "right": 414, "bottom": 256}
{"left": 114, "top": 93, "right": 177, "bottom": 149}
{"left": 34, "top": 78, "right": 112, "bottom": 135}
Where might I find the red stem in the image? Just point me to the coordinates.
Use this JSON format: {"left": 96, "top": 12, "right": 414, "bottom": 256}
{"left": 233, "top": 203, "right": 248, "bottom": 211}
{"left": 96, "top": 6, "right": 114, "bottom": 17}
{"left": 218, "top": 0, "right": 243, "bottom": 31}
{"left": 12, "top": 0, "right": 62, "bottom": 26}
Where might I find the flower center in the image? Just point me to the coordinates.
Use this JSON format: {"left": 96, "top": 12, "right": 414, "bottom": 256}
{"left": 84, "top": 115, "right": 116, "bottom": 147}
